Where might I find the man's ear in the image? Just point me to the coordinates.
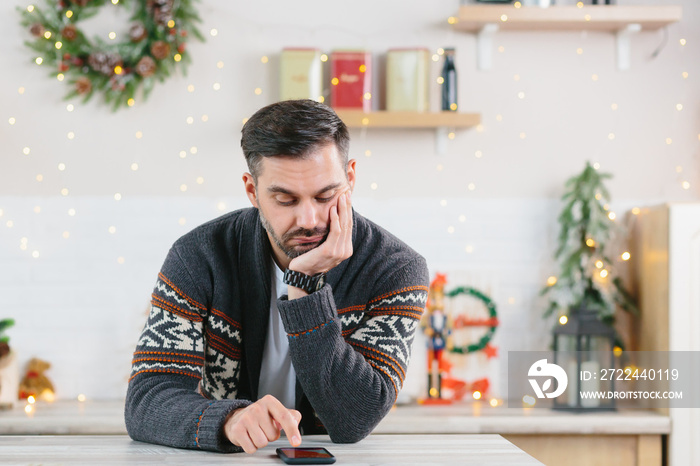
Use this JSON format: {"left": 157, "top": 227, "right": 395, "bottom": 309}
{"left": 346, "top": 159, "right": 357, "bottom": 192}
{"left": 242, "top": 173, "right": 259, "bottom": 208}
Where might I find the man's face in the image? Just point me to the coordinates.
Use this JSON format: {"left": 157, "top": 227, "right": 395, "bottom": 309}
{"left": 243, "top": 144, "right": 356, "bottom": 262}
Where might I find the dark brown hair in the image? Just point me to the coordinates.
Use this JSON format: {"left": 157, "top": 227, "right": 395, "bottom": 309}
{"left": 241, "top": 99, "right": 350, "bottom": 182}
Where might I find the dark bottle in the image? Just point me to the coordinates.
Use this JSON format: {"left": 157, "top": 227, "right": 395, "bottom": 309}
{"left": 441, "top": 48, "right": 457, "bottom": 112}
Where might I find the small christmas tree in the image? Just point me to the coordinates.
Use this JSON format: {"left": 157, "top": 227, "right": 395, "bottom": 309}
{"left": 541, "top": 162, "right": 638, "bottom": 346}
{"left": 0, "top": 318, "right": 14, "bottom": 359}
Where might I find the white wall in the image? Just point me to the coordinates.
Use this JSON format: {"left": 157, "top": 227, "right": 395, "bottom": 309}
{"left": 1, "top": 0, "right": 698, "bottom": 400}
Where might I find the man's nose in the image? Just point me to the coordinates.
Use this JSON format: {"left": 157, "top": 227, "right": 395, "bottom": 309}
{"left": 296, "top": 200, "right": 320, "bottom": 230}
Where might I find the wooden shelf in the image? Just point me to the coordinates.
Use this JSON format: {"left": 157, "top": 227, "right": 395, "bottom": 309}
{"left": 452, "top": 5, "right": 682, "bottom": 71}
{"left": 454, "top": 5, "right": 682, "bottom": 32}
{"left": 333, "top": 110, "right": 481, "bottom": 129}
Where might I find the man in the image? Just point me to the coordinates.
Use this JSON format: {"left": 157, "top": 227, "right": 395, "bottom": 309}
{"left": 125, "top": 99, "right": 429, "bottom": 453}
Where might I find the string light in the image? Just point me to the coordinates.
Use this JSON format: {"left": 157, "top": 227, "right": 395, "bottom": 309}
{"left": 631, "top": 207, "right": 641, "bottom": 215}
{"left": 613, "top": 346, "right": 623, "bottom": 357}
{"left": 518, "top": 92, "right": 525, "bottom": 99}
{"left": 127, "top": 98, "right": 135, "bottom": 106}
{"left": 608, "top": 212, "right": 616, "bottom": 220}
{"left": 593, "top": 162, "right": 600, "bottom": 170}
{"left": 676, "top": 104, "right": 683, "bottom": 111}
{"left": 254, "top": 88, "right": 262, "bottom": 95}
{"left": 114, "top": 193, "right": 122, "bottom": 201}
{"left": 217, "top": 202, "right": 226, "bottom": 211}
{"left": 519, "top": 132, "right": 526, "bottom": 139}
{"left": 559, "top": 316, "right": 568, "bottom": 325}
{"left": 547, "top": 276, "right": 557, "bottom": 286}
{"left": 498, "top": 46, "right": 505, "bottom": 53}
{"left": 600, "top": 269, "right": 609, "bottom": 278}
{"left": 35, "top": 57, "right": 43, "bottom": 65}
{"left": 189, "top": 146, "right": 197, "bottom": 154}
{"left": 27, "top": 5, "right": 34, "bottom": 12}
{"left": 23, "top": 147, "right": 30, "bottom": 155}
{"left": 473, "top": 391, "right": 482, "bottom": 400}
{"left": 320, "top": 54, "right": 328, "bottom": 62}
{"left": 58, "top": 162, "right": 66, "bottom": 170}
{"left": 448, "top": 131, "right": 455, "bottom": 139}
{"left": 108, "top": 32, "right": 116, "bottom": 40}
{"left": 436, "top": 77, "right": 444, "bottom": 84}
{"left": 67, "top": 131, "right": 75, "bottom": 140}
{"left": 62, "top": 231, "right": 70, "bottom": 239}
{"left": 68, "top": 208, "right": 76, "bottom": 216}
{"left": 522, "top": 395, "right": 536, "bottom": 407}
{"left": 475, "top": 150, "right": 483, "bottom": 158}
{"left": 186, "top": 116, "right": 194, "bottom": 124}
{"left": 490, "top": 398, "right": 499, "bottom": 407}
{"left": 440, "top": 199, "right": 447, "bottom": 207}
{"left": 187, "top": 84, "right": 195, "bottom": 92}
{"left": 77, "top": 394, "right": 86, "bottom": 402}
{"left": 131, "top": 163, "right": 139, "bottom": 171}
{"left": 210, "top": 29, "right": 218, "bottom": 37}
{"left": 135, "top": 131, "right": 143, "bottom": 139}
{"left": 665, "top": 138, "right": 672, "bottom": 145}
{"left": 679, "top": 38, "right": 686, "bottom": 46}
{"left": 9, "top": 117, "right": 16, "bottom": 125}
{"left": 213, "top": 83, "right": 221, "bottom": 90}
{"left": 364, "top": 150, "right": 371, "bottom": 157}
{"left": 18, "top": 87, "right": 25, "bottom": 94}
{"left": 611, "top": 103, "right": 618, "bottom": 110}
{"left": 432, "top": 54, "right": 439, "bottom": 62}
{"left": 260, "top": 56, "right": 268, "bottom": 64}
{"left": 117, "top": 257, "right": 125, "bottom": 265}
{"left": 370, "top": 182, "right": 378, "bottom": 190}
{"left": 458, "top": 215, "right": 466, "bottom": 222}
{"left": 67, "top": 104, "right": 74, "bottom": 112}
{"left": 201, "top": 115, "right": 209, "bottom": 122}
{"left": 682, "top": 181, "right": 690, "bottom": 190}
{"left": 447, "top": 16, "right": 457, "bottom": 25}
{"left": 108, "top": 226, "right": 116, "bottom": 234}
{"left": 216, "top": 61, "right": 224, "bottom": 69}
{"left": 595, "top": 261, "right": 603, "bottom": 269}
{"left": 586, "top": 238, "right": 595, "bottom": 247}
{"left": 621, "top": 252, "right": 631, "bottom": 261}
{"left": 576, "top": 48, "right": 583, "bottom": 55}
{"left": 196, "top": 177, "right": 204, "bottom": 185}
{"left": 447, "top": 226, "right": 455, "bottom": 234}
{"left": 173, "top": 54, "right": 182, "bottom": 62}
{"left": 180, "top": 184, "right": 188, "bottom": 192}
{"left": 436, "top": 164, "right": 443, "bottom": 171}
{"left": 178, "top": 218, "right": 187, "bottom": 226}
{"left": 465, "top": 245, "right": 474, "bottom": 254}
{"left": 33, "top": 206, "right": 41, "bottom": 214}
{"left": 179, "top": 150, "right": 187, "bottom": 159}
{"left": 468, "top": 183, "right": 476, "bottom": 191}
{"left": 36, "top": 174, "right": 43, "bottom": 182}
{"left": 32, "top": 250, "right": 40, "bottom": 259}
{"left": 500, "top": 14, "right": 508, "bottom": 22}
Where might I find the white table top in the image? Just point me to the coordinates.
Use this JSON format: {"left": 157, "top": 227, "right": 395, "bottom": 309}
{"left": 0, "top": 399, "right": 671, "bottom": 436}
{"left": 0, "top": 434, "right": 543, "bottom": 465}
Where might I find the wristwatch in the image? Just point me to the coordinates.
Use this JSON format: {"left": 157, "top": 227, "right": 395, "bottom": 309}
{"left": 282, "top": 269, "right": 326, "bottom": 294}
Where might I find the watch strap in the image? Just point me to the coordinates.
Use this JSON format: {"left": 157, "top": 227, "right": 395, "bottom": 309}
{"left": 282, "top": 269, "right": 326, "bottom": 294}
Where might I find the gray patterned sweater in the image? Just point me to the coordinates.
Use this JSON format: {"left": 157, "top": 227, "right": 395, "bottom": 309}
{"left": 124, "top": 207, "right": 429, "bottom": 452}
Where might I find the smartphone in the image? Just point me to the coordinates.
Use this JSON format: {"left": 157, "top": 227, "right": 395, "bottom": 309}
{"left": 276, "top": 447, "right": 336, "bottom": 464}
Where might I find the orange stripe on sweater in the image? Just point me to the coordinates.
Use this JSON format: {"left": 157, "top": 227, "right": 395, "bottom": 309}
{"left": 151, "top": 295, "right": 203, "bottom": 322}
{"left": 132, "top": 357, "right": 204, "bottom": 367}
{"left": 365, "top": 360, "right": 399, "bottom": 400}
{"left": 129, "top": 368, "right": 201, "bottom": 382}
{"left": 158, "top": 273, "right": 208, "bottom": 312}
{"left": 350, "top": 341, "right": 406, "bottom": 381}
{"left": 210, "top": 308, "right": 242, "bottom": 330}
{"left": 133, "top": 350, "right": 204, "bottom": 360}
{"left": 368, "top": 286, "right": 428, "bottom": 304}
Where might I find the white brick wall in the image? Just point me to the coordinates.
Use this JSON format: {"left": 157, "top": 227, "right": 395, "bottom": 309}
{"left": 0, "top": 195, "right": 644, "bottom": 401}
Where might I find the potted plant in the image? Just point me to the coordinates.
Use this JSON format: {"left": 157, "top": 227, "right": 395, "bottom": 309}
{"left": 541, "top": 162, "right": 638, "bottom": 350}
{"left": 0, "top": 318, "right": 19, "bottom": 409}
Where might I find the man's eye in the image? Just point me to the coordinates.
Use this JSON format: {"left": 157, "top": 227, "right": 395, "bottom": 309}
{"left": 277, "top": 198, "right": 296, "bottom": 206}
{"left": 316, "top": 197, "right": 333, "bottom": 203}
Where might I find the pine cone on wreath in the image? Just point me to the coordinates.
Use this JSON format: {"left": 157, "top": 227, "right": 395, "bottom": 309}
{"left": 129, "top": 23, "right": 148, "bottom": 43}
{"left": 150, "top": 41, "right": 170, "bottom": 60}
{"left": 29, "top": 23, "right": 45, "bottom": 37}
{"left": 61, "top": 24, "right": 78, "bottom": 41}
{"left": 88, "top": 52, "right": 123, "bottom": 76}
{"left": 75, "top": 76, "right": 92, "bottom": 94}
{"left": 135, "top": 56, "right": 156, "bottom": 77}
{"left": 147, "top": 0, "right": 174, "bottom": 25}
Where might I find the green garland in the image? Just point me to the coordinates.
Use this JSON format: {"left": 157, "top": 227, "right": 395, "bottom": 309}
{"left": 445, "top": 287, "right": 498, "bottom": 354}
{"left": 19, "top": 0, "right": 204, "bottom": 111}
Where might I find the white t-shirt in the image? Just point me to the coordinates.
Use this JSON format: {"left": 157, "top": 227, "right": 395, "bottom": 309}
{"left": 257, "top": 259, "right": 296, "bottom": 409}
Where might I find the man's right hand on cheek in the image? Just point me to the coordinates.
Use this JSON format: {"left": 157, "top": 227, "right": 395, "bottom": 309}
{"left": 224, "top": 395, "right": 302, "bottom": 454}
{"left": 288, "top": 190, "right": 353, "bottom": 281}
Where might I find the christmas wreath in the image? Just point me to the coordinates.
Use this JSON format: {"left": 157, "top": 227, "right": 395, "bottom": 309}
{"left": 19, "top": 0, "right": 204, "bottom": 110}
{"left": 445, "top": 286, "right": 499, "bottom": 354}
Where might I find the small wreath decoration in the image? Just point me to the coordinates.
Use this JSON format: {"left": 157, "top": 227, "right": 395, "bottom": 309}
{"left": 445, "top": 286, "right": 499, "bottom": 354}
{"left": 19, "top": 0, "right": 204, "bottom": 110}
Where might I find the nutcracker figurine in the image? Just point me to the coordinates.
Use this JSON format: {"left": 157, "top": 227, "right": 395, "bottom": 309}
{"left": 421, "top": 273, "right": 453, "bottom": 399}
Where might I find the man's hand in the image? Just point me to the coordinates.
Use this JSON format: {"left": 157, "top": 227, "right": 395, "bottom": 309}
{"left": 287, "top": 190, "right": 353, "bottom": 298}
{"left": 224, "top": 395, "right": 302, "bottom": 454}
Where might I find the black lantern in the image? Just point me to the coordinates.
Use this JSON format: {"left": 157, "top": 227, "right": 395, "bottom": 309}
{"left": 552, "top": 306, "right": 616, "bottom": 411}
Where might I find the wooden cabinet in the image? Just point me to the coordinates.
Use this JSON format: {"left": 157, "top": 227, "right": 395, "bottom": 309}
{"left": 633, "top": 203, "right": 700, "bottom": 466}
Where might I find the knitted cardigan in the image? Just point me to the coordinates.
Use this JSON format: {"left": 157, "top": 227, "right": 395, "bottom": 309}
{"left": 124, "top": 207, "right": 429, "bottom": 452}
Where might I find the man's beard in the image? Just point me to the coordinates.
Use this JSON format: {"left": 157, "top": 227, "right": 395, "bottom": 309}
{"left": 259, "top": 208, "right": 329, "bottom": 259}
